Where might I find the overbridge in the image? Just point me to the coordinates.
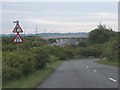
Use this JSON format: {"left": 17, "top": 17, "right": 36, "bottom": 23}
{"left": 41, "top": 34, "right": 88, "bottom": 46}
{"left": 41, "top": 35, "right": 88, "bottom": 39}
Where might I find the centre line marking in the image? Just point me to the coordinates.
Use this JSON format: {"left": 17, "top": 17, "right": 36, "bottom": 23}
{"left": 109, "top": 78, "right": 117, "bottom": 82}
{"left": 93, "top": 70, "right": 97, "bottom": 72}
{"left": 86, "top": 66, "right": 89, "bottom": 68}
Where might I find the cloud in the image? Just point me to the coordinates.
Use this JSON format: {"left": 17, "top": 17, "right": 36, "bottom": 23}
{"left": 23, "top": 12, "right": 117, "bottom": 26}
{"left": 2, "top": 9, "right": 34, "bottom": 14}
{"left": 25, "top": 18, "right": 82, "bottom": 25}
{"left": 2, "top": 2, "right": 118, "bottom": 34}
{"left": 23, "top": 18, "right": 118, "bottom": 33}
{"left": 84, "top": 12, "right": 117, "bottom": 21}
{"left": 2, "top": 0, "right": 119, "bottom": 2}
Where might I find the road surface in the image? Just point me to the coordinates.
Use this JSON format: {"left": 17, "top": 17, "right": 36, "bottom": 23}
{"left": 38, "top": 59, "right": 118, "bottom": 88}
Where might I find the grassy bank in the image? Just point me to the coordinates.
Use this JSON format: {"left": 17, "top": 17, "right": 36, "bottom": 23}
{"left": 95, "top": 59, "right": 119, "bottom": 67}
{"left": 3, "top": 61, "right": 63, "bottom": 88}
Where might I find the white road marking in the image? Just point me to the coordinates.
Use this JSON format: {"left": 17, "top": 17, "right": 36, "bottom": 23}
{"left": 86, "top": 66, "right": 89, "bottom": 68}
{"left": 109, "top": 78, "right": 117, "bottom": 82}
{"left": 93, "top": 70, "right": 97, "bottom": 72}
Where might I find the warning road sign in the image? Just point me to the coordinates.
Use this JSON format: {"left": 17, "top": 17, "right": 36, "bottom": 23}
{"left": 13, "top": 23, "right": 23, "bottom": 33}
{"left": 13, "top": 33, "right": 23, "bottom": 43}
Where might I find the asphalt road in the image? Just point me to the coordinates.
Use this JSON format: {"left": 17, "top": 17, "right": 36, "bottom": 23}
{"left": 38, "top": 59, "right": 118, "bottom": 88}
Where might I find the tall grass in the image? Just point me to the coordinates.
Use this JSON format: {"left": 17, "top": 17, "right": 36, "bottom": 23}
{"left": 3, "top": 61, "right": 62, "bottom": 88}
{"left": 95, "top": 58, "right": 119, "bottom": 67}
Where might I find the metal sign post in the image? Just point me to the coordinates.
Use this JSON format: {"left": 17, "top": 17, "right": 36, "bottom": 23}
{"left": 17, "top": 43, "right": 19, "bottom": 51}
{"left": 12, "top": 20, "right": 24, "bottom": 50}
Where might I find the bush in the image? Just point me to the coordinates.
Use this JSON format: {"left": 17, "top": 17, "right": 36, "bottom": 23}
{"left": 78, "top": 39, "right": 90, "bottom": 47}
{"left": 3, "top": 45, "right": 77, "bottom": 82}
{"left": 64, "top": 46, "right": 75, "bottom": 59}
{"left": 3, "top": 63, "right": 23, "bottom": 82}
{"left": 48, "top": 55, "right": 58, "bottom": 63}
{"left": 102, "top": 37, "right": 118, "bottom": 61}
{"left": 31, "top": 46, "right": 49, "bottom": 69}
{"left": 87, "top": 44, "right": 103, "bottom": 58}
{"left": 2, "top": 46, "right": 50, "bottom": 82}
{"left": 2, "top": 51, "right": 36, "bottom": 82}
{"left": 2, "top": 43, "right": 16, "bottom": 51}
{"left": 47, "top": 46, "right": 76, "bottom": 60}
{"left": 75, "top": 44, "right": 103, "bottom": 58}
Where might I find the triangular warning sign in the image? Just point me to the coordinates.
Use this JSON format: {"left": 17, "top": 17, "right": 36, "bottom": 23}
{"left": 13, "top": 34, "right": 23, "bottom": 43}
{"left": 13, "top": 23, "right": 23, "bottom": 33}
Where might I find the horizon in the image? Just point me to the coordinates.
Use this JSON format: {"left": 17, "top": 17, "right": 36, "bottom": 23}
{"left": 1, "top": 32, "right": 88, "bottom": 35}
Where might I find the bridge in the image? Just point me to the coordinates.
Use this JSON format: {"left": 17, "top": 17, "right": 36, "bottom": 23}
{"left": 41, "top": 35, "right": 88, "bottom": 39}
{"left": 41, "top": 34, "right": 88, "bottom": 46}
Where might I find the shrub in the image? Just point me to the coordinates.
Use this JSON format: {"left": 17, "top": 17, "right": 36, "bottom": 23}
{"left": 48, "top": 55, "right": 58, "bottom": 63}
{"left": 31, "top": 46, "right": 49, "bottom": 69}
{"left": 2, "top": 50, "right": 39, "bottom": 82}
{"left": 102, "top": 37, "right": 118, "bottom": 61}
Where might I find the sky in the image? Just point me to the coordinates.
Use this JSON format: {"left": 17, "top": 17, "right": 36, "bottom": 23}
{"left": 1, "top": 2, "right": 118, "bottom": 34}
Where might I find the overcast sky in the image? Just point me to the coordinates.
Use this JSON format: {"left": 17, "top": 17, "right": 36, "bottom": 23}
{"left": 2, "top": 2, "right": 118, "bottom": 34}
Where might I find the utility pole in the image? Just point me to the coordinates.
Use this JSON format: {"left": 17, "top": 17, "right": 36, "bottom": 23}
{"left": 100, "top": 21, "right": 102, "bottom": 25}
{"left": 44, "top": 29, "right": 46, "bottom": 34}
{"left": 35, "top": 25, "right": 38, "bottom": 42}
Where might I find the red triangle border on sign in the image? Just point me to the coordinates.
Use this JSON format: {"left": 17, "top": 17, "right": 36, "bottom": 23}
{"left": 12, "top": 23, "right": 23, "bottom": 33}
{"left": 13, "top": 33, "right": 24, "bottom": 44}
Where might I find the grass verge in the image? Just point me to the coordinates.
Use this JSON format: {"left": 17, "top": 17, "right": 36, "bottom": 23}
{"left": 95, "top": 58, "right": 119, "bottom": 67}
{"left": 3, "top": 61, "right": 63, "bottom": 88}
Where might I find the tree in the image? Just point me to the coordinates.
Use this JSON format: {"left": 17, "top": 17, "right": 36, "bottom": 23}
{"left": 102, "top": 36, "right": 118, "bottom": 61}
{"left": 78, "top": 39, "right": 90, "bottom": 47}
{"left": 88, "top": 24, "right": 115, "bottom": 44}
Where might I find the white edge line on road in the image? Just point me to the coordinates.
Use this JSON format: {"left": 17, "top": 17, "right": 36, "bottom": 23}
{"left": 109, "top": 78, "right": 117, "bottom": 82}
{"left": 93, "top": 70, "right": 97, "bottom": 72}
{"left": 86, "top": 66, "right": 89, "bottom": 68}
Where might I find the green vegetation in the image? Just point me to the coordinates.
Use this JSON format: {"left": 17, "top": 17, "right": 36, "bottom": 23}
{"left": 96, "top": 58, "right": 118, "bottom": 67}
{"left": 3, "top": 61, "right": 62, "bottom": 88}
{"left": 102, "top": 36, "right": 118, "bottom": 61}
{"left": 3, "top": 46, "right": 50, "bottom": 82}
{"left": 78, "top": 24, "right": 119, "bottom": 66}
{"left": 2, "top": 36, "right": 79, "bottom": 88}
{"left": 88, "top": 24, "right": 116, "bottom": 44}
{"left": 2, "top": 24, "right": 119, "bottom": 88}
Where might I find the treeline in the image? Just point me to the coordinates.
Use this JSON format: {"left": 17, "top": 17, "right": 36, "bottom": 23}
{"left": 2, "top": 36, "right": 47, "bottom": 51}
{"left": 78, "top": 24, "right": 119, "bottom": 62}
